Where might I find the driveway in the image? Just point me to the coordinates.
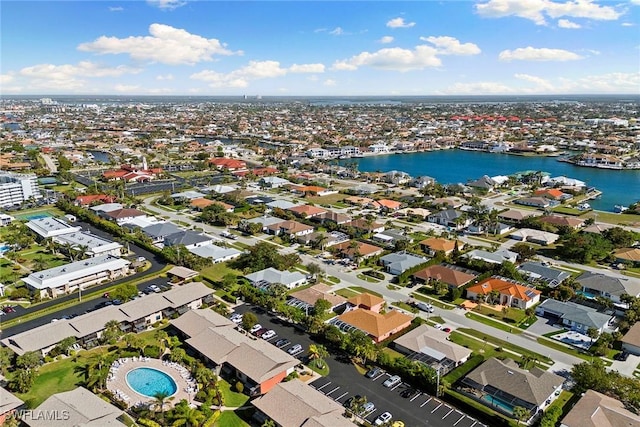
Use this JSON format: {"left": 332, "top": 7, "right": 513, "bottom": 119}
{"left": 610, "top": 354, "right": 640, "bottom": 377}
{"left": 525, "top": 316, "right": 563, "bottom": 336}
{"left": 232, "top": 303, "right": 488, "bottom": 427}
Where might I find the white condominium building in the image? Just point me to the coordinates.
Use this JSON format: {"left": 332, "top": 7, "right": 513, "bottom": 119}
{"left": 0, "top": 171, "right": 42, "bottom": 208}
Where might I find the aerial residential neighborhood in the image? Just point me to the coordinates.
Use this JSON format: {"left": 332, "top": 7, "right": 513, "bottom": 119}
{"left": 0, "top": 95, "right": 639, "bottom": 427}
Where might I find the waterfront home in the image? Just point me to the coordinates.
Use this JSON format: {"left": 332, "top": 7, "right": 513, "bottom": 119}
{"left": 467, "top": 175, "right": 497, "bottom": 191}
{"left": 514, "top": 197, "right": 554, "bottom": 209}
{"left": 369, "top": 142, "right": 391, "bottom": 153}
{"left": 252, "top": 380, "right": 356, "bottom": 427}
{"left": 465, "top": 249, "right": 518, "bottom": 265}
{"left": 540, "top": 215, "right": 585, "bottom": 229}
{"left": 394, "top": 325, "right": 471, "bottom": 371}
{"left": 559, "top": 389, "right": 640, "bottom": 427}
{"left": 24, "top": 387, "right": 125, "bottom": 427}
{"left": 245, "top": 267, "right": 307, "bottom": 290}
{"left": 412, "top": 264, "right": 477, "bottom": 289}
{"left": 379, "top": 252, "right": 426, "bottom": 275}
{"left": 411, "top": 175, "right": 436, "bottom": 189}
{"left": 171, "top": 310, "right": 298, "bottom": 395}
{"left": 535, "top": 299, "right": 611, "bottom": 335}
{"left": 332, "top": 240, "right": 384, "bottom": 261}
{"left": 518, "top": 262, "right": 569, "bottom": 286}
{"left": 497, "top": 209, "right": 539, "bottom": 223}
{"left": 466, "top": 277, "right": 541, "bottom": 309}
{"left": 575, "top": 272, "right": 640, "bottom": 305}
{"left": 533, "top": 188, "right": 571, "bottom": 201}
{"left": 23, "top": 254, "right": 131, "bottom": 299}
{"left": 385, "top": 170, "right": 412, "bottom": 185}
{"left": 459, "top": 357, "right": 563, "bottom": 423}
{"left": 352, "top": 183, "right": 380, "bottom": 194}
{"left": 419, "top": 237, "right": 463, "bottom": 256}
{"left": 621, "top": 323, "right": 640, "bottom": 356}
{"left": 548, "top": 176, "right": 586, "bottom": 189}
{"left": 613, "top": 247, "right": 640, "bottom": 266}
{"left": 509, "top": 228, "right": 559, "bottom": 246}
{"left": 427, "top": 209, "right": 471, "bottom": 230}
{"left": 306, "top": 147, "right": 331, "bottom": 158}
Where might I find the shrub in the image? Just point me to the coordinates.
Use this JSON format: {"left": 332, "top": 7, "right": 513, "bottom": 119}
{"left": 235, "top": 381, "right": 244, "bottom": 393}
{"left": 138, "top": 419, "right": 162, "bottom": 427}
{"left": 143, "top": 346, "right": 161, "bottom": 359}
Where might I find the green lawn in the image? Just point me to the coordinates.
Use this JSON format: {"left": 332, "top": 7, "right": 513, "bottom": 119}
{"left": 200, "top": 263, "right": 242, "bottom": 283}
{"left": 308, "top": 359, "right": 330, "bottom": 376}
{"left": 456, "top": 328, "right": 552, "bottom": 364}
{"left": 335, "top": 288, "right": 359, "bottom": 298}
{"left": 356, "top": 274, "right": 381, "bottom": 283}
{"left": 219, "top": 379, "right": 250, "bottom": 408}
{"left": 584, "top": 210, "right": 640, "bottom": 226}
{"left": 391, "top": 301, "right": 418, "bottom": 313}
{"left": 535, "top": 337, "right": 594, "bottom": 362}
{"left": 305, "top": 193, "right": 346, "bottom": 205}
{"left": 464, "top": 312, "right": 523, "bottom": 334}
{"left": 472, "top": 304, "right": 527, "bottom": 325}
{"left": 215, "top": 410, "right": 249, "bottom": 427}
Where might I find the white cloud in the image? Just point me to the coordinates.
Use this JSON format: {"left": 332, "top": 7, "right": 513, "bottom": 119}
{"left": 156, "top": 74, "right": 174, "bottom": 81}
{"left": 514, "top": 73, "right": 555, "bottom": 91}
{"left": 441, "top": 81, "right": 515, "bottom": 94}
{"left": 109, "top": 6, "right": 123, "bottom": 12}
{"left": 78, "top": 23, "right": 241, "bottom": 65}
{"left": 307, "top": 75, "right": 319, "bottom": 82}
{"left": 20, "top": 61, "right": 140, "bottom": 79}
{"left": 324, "top": 79, "right": 337, "bottom": 86}
{"left": 476, "top": 0, "right": 623, "bottom": 26}
{"left": 329, "top": 27, "right": 344, "bottom": 36}
{"left": 420, "top": 36, "right": 481, "bottom": 55}
{"left": 332, "top": 45, "right": 441, "bottom": 72}
{"left": 147, "top": 0, "right": 186, "bottom": 10}
{"left": 191, "top": 60, "right": 324, "bottom": 88}
{"left": 114, "top": 84, "right": 140, "bottom": 92}
{"left": 378, "top": 36, "right": 394, "bottom": 44}
{"left": 386, "top": 17, "right": 415, "bottom": 28}
{"left": 0, "top": 74, "right": 14, "bottom": 85}
{"left": 499, "top": 46, "right": 583, "bottom": 61}
{"left": 289, "top": 63, "right": 325, "bottom": 73}
{"left": 622, "top": 22, "right": 635, "bottom": 26}
{"left": 557, "top": 18, "right": 581, "bottom": 28}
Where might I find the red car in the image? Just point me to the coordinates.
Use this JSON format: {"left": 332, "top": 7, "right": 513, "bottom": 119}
{"left": 443, "top": 327, "right": 452, "bottom": 333}
{"left": 2, "top": 306, "right": 16, "bottom": 314}
{"left": 254, "top": 327, "right": 269, "bottom": 337}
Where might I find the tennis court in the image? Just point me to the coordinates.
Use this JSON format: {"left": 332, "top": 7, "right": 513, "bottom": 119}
{"left": 13, "top": 208, "right": 63, "bottom": 221}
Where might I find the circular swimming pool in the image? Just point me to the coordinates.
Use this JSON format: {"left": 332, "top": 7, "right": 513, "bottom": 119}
{"left": 126, "top": 367, "right": 177, "bottom": 397}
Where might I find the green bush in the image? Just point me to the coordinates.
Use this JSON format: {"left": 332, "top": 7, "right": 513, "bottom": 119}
{"left": 235, "top": 381, "right": 244, "bottom": 393}
{"left": 143, "top": 346, "right": 161, "bottom": 359}
{"left": 138, "top": 419, "right": 162, "bottom": 427}
{"left": 201, "top": 411, "right": 221, "bottom": 427}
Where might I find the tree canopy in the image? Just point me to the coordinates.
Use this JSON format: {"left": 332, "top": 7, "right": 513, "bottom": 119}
{"left": 230, "top": 242, "right": 300, "bottom": 273}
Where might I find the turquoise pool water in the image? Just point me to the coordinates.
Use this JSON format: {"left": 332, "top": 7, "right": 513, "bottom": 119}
{"left": 577, "top": 290, "right": 597, "bottom": 299}
{"left": 482, "top": 394, "right": 515, "bottom": 414}
{"left": 126, "top": 368, "right": 177, "bottom": 397}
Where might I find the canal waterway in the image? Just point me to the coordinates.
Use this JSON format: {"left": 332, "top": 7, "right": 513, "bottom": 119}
{"left": 349, "top": 150, "right": 640, "bottom": 211}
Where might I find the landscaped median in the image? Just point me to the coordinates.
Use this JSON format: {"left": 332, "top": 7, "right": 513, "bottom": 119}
{"left": 0, "top": 264, "right": 173, "bottom": 330}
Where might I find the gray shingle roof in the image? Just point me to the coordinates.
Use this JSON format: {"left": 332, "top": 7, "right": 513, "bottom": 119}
{"left": 536, "top": 299, "right": 611, "bottom": 330}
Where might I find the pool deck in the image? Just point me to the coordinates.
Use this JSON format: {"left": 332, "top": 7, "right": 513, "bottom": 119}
{"left": 106, "top": 357, "right": 197, "bottom": 408}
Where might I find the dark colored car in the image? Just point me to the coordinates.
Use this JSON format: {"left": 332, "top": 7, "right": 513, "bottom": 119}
{"left": 2, "top": 306, "right": 16, "bottom": 314}
{"left": 344, "top": 394, "right": 363, "bottom": 408}
{"left": 365, "top": 366, "right": 384, "bottom": 379}
{"left": 400, "top": 388, "right": 419, "bottom": 399}
{"left": 616, "top": 351, "right": 630, "bottom": 361}
{"left": 254, "top": 327, "right": 269, "bottom": 337}
{"left": 112, "top": 299, "right": 123, "bottom": 305}
{"left": 274, "top": 338, "right": 291, "bottom": 348}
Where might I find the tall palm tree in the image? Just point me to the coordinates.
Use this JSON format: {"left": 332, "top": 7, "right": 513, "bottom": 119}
{"left": 154, "top": 329, "right": 169, "bottom": 353}
{"left": 308, "top": 344, "right": 328, "bottom": 362}
{"left": 171, "top": 401, "right": 205, "bottom": 427}
{"left": 153, "top": 391, "right": 173, "bottom": 421}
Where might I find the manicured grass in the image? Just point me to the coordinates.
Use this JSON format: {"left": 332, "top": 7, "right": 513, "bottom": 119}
{"left": 584, "top": 210, "right": 640, "bottom": 226}
{"left": 13, "top": 206, "right": 66, "bottom": 220}
{"left": 472, "top": 304, "right": 527, "bottom": 325}
{"left": 535, "top": 337, "right": 593, "bottom": 361}
{"left": 464, "top": 312, "right": 523, "bottom": 334}
{"left": 219, "top": 379, "right": 250, "bottom": 408}
{"left": 552, "top": 206, "right": 585, "bottom": 216}
{"left": 200, "top": 263, "right": 242, "bottom": 283}
{"left": 411, "top": 291, "right": 455, "bottom": 310}
{"left": 349, "top": 286, "right": 382, "bottom": 297}
{"left": 356, "top": 273, "right": 381, "bottom": 283}
{"left": 305, "top": 193, "right": 346, "bottom": 205}
{"left": 458, "top": 328, "right": 552, "bottom": 364}
{"left": 16, "top": 356, "right": 83, "bottom": 408}
{"left": 381, "top": 347, "right": 404, "bottom": 360}
{"left": 308, "top": 359, "right": 330, "bottom": 376}
{"left": 335, "top": 288, "right": 359, "bottom": 298}
{"left": 326, "top": 276, "right": 340, "bottom": 284}
{"left": 215, "top": 411, "right": 249, "bottom": 427}
{"left": 391, "top": 301, "right": 418, "bottom": 313}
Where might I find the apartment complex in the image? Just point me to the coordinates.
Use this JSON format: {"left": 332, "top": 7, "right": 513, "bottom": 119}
{"left": 0, "top": 171, "right": 41, "bottom": 208}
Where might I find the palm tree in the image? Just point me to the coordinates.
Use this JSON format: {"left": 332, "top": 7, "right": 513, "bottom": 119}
{"left": 154, "top": 329, "right": 169, "bottom": 353}
{"left": 153, "top": 391, "right": 173, "bottom": 421}
{"left": 512, "top": 406, "right": 529, "bottom": 425}
{"left": 171, "top": 400, "right": 205, "bottom": 427}
{"left": 308, "top": 344, "right": 328, "bottom": 363}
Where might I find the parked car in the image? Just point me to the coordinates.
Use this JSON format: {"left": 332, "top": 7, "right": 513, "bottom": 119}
{"left": 374, "top": 412, "right": 392, "bottom": 426}
{"left": 443, "top": 327, "right": 452, "bottom": 333}
{"left": 229, "top": 313, "right": 243, "bottom": 323}
{"left": 262, "top": 330, "right": 276, "bottom": 340}
{"left": 254, "top": 327, "right": 269, "bottom": 337}
{"left": 416, "top": 302, "right": 434, "bottom": 313}
{"left": 274, "top": 338, "right": 291, "bottom": 348}
{"left": 344, "top": 394, "right": 363, "bottom": 408}
{"left": 249, "top": 324, "right": 263, "bottom": 334}
{"left": 2, "top": 306, "right": 16, "bottom": 314}
{"left": 112, "top": 299, "right": 122, "bottom": 305}
{"left": 361, "top": 401, "right": 375, "bottom": 414}
{"left": 145, "top": 284, "right": 161, "bottom": 294}
{"left": 391, "top": 421, "right": 405, "bottom": 427}
{"left": 400, "top": 388, "right": 419, "bottom": 399}
{"left": 615, "top": 351, "right": 630, "bottom": 361}
{"left": 383, "top": 375, "right": 401, "bottom": 388}
{"left": 365, "top": 366, "right": 384, "bottom": 379}
{"left": 287, "top": 344, "right": 303, "bottom": 355}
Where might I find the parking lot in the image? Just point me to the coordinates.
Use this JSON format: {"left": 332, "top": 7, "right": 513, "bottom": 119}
{"left": 233, "top": 304, "right": 487, "bottom": 427}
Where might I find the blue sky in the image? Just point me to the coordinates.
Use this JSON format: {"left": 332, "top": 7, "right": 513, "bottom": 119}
{"left": 1, "top": 0, "right": 639, "bottom": 95}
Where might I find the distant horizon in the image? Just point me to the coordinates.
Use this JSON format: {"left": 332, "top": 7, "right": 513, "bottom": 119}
{"left": 2, "top": 1, "right": 638, "bottom": 96}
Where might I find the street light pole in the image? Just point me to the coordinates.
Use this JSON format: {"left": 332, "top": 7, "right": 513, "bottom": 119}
{"left": 436, "top": 365, "right": 441, "bottom": 398}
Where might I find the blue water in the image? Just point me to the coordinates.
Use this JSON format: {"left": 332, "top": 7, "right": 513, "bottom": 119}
{"left": 126, "top": 368, "right": 177, "bottom": 397}
{"left": 349, "top": 150, "right": 640, "bottom": 211}
{"left": 0, "top": 245, "right": 10, "bottom": 253}
{"left": 88, "top": 150, "right": 111, "bottom": 163}
{"left": 24, "top": 213, "right": 51, "bottom": 220}
{"left": 482, "top": 394, "right": 515, "bottom": 413}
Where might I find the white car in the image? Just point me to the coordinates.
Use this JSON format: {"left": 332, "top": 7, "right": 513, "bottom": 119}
{"left": 261, "top": 330, "right": 276, "bottom": 340}
{"left": 249, "top": 324, "right": 263, "bottom": 334}
{"left": 383, "top": 375, "right": 401, "bottom": 388}
{"left": 374, "top": 412, "right": 392, "bottom": 426}
{"left": 287, "top": 344, "right": 303, "bottom": 355}
{"left": 229, "top": 314, "right": 243, "bottom": 324}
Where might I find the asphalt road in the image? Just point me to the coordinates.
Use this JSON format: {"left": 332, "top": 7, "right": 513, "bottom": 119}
{"left": 232, "top": 303, "right": 488, "bottom": 427}
{"left": 0, "top": 220, "right": 168, "bottom": 337}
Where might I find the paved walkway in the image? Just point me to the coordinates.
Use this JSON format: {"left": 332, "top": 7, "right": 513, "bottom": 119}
{"left": 106, "top": 357, "right": 197, "bottom": 409}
